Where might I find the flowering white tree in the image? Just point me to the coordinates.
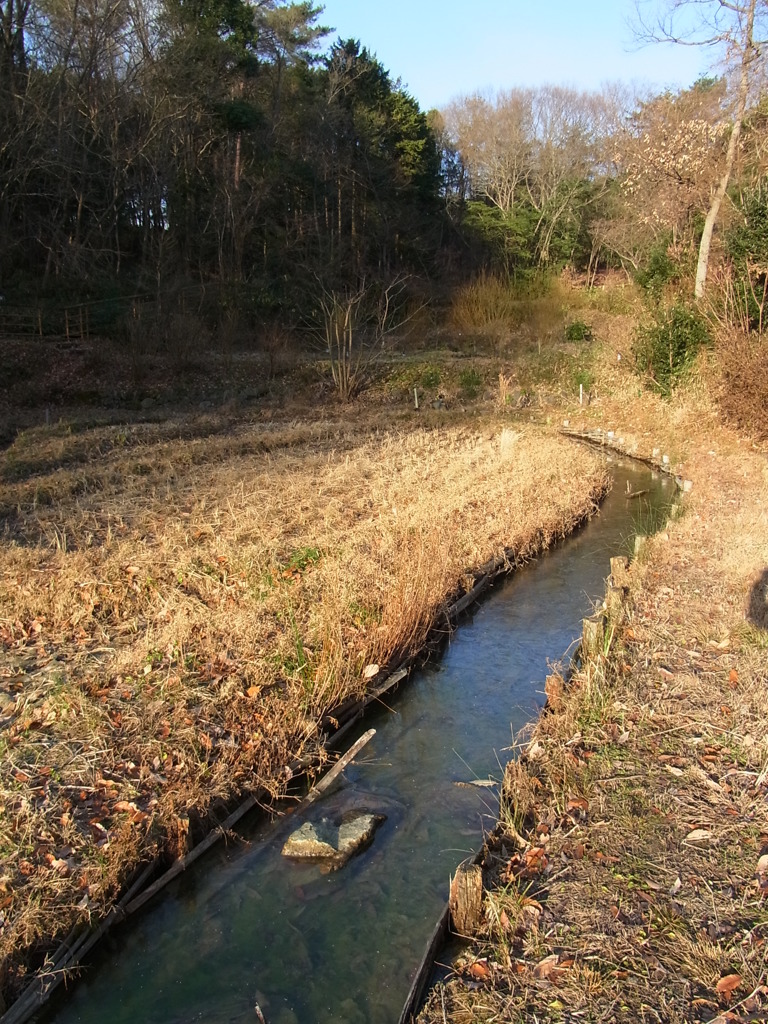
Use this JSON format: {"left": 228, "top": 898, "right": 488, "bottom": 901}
{"left": 618, "top": 80, "right": 728, "bottom": 240}
{"left": 635, "top": 0, "right": 768, "bottom": 296}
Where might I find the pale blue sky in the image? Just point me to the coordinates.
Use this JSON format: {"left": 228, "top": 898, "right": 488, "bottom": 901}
{"left": 316, "top": 0, "right": 710, "bottom": 109}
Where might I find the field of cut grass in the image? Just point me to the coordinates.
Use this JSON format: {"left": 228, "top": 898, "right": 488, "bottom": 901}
{"left": 0, "top": 408, "right": 607, "bottom": 1002}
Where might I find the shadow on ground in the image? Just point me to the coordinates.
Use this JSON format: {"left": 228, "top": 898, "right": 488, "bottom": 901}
{"left": 747, "top": 568, "right": 768, "bottom": 630}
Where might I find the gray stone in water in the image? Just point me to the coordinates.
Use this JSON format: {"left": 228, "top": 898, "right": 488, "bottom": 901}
{"left": 282, "top": 813, "right": 385, "bottom": 867}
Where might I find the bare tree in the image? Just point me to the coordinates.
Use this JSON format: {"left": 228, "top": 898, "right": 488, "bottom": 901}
{"left": 635, "top": 0, "right": 768, "bottom": 296}
{"left": 315, "top": 276, "right": 415, "bottom": 401}
{"left": 526, "top": 85, "right": 613, "bottom": 263}
{"left": 443, "top": 89, "right": 533, "bottom": 216}
{"left": 443, "top": 85, "right": 619, "bottom": 264}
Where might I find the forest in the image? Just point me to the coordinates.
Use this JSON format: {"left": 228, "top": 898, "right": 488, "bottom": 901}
{"left": 0, "top": 0, "right": 767, "bottom": 408}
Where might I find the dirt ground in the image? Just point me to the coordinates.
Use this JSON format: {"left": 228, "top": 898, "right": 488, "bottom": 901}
{"left": 415, "top": 326, "right": 768, "bottom": 1023}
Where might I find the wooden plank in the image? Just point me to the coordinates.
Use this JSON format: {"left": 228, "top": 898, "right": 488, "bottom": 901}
{"left": 397, "top": 903, "right": 450, "bottom": 1024}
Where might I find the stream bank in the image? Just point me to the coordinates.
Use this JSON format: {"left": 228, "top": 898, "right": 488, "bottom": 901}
{"left": 32, "top": 460, "right": 672, "bottom": 1024}
{"left": 415, "top": 417, "right": 768, "bottom": 1024}
{"left": 0, "top": 424, "right": 606, "bottom": 1014}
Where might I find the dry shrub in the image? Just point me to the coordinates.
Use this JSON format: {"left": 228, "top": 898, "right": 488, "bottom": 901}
{"left": 258, "top": 324, "right": 300, "bottom": 379}
{"left": 163, "top": 311, "right": 211, "bottom": 371}
{"left": 449, "top": 274, "right": 566, "bottom": 355}
{"left": 717, "top": 330, "right": 768, "bottom": 440}
{"left": 450, "top": 272, "right": 520, "bottom": 332}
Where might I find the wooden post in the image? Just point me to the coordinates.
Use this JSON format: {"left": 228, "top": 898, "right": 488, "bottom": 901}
{"left": 545, "top": 672, "right": 565, "bottom": 711}
{"left": 450, "top": 859, "right": 484, "bottom": 936}
{"left": 38, "top": 310, "right": 43, "bottom": 338}
{"left": 581, "top": 617, "right": 604, "bottom": 661}
{"left": 604, "top": 585, "right": 625, "bottom": 626}
{"left": 610, "top": 556, "right": 630, "bottom": 592}
{"left": 64, "top": 309, "right": 70, "bottom": 341}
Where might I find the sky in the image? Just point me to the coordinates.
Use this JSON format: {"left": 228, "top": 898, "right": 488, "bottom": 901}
{"left": 315, "top": 0, "right": 711, "bottom": 110}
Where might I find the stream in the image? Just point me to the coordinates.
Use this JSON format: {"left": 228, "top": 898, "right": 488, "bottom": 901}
{"left": 40, "top": 457, "right": 673, "bottom": 1024}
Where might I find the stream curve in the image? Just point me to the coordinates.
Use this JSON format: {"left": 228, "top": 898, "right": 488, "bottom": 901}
{"left": 41, "top": 457, "right": 673, "bottom": 1024}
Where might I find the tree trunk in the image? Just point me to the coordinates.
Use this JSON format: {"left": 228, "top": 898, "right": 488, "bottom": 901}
{"left": 695, "top": 0, "right": 756, "bottom": 299}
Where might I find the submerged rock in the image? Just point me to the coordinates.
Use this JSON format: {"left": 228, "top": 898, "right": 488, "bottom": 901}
{"left": 282, "top": 812, "right": 385, "bottom": 867}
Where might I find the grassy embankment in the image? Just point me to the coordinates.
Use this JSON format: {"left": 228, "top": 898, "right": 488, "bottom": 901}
{"left": 416, "top": 303, "right": 768, "bottom": 1024}
{"left": 0, "top": 337, "right": 607, "bottom": 1010}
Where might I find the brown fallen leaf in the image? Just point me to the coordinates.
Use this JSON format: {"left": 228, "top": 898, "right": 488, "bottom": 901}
{"left": 469, "top": 960, "right": 491, "bottom": 980}
{"left": 715, "top": 973, "right": 742, "bottom": 1000}
{"left": 592, "top": 851, "right": 620, "bottom": 865}
{"left": 534, "top": 954, "right": 560, "bottom": 980}
{"left": 566, "top": 796, "right": 588, "bottom": 821}
{"left": 45, "top": 855, "right": 71, "bottom": 877}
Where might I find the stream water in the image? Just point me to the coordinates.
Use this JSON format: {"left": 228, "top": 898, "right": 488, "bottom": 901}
{"left": 41, "top": 458, "right": 673, "bottom": 1024}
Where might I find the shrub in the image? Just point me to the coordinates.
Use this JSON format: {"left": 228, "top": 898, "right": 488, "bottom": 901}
{"left": 724, "top": 180, "right": 768, "bottom": 330}
{"left": 565, "top": 320, "right": 592, "bottom": 342}
{"left": 459, "top": 367, "right": 483, "bottom": 397}
{"left": 450, "top": 272, "right": 519, "bottom": 332}
{"left": 572, "top": 367, "right": 595, "bottom": 392}
{"left": 633, "top": 302, "right": 710, "bottom": 396}
{"left": 420, "top": 366, "right": 441, "bottom": 388}
{"left": 635, "top": 238, "right": 680, "bottom": 298}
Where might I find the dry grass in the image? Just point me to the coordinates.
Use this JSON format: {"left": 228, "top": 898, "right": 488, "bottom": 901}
{"left": 448, "top": 273, "right": 568, "bottom": 354}
{"left": 717, "top": 330, "right": 768, "bottom": 442}
{"left": 0, "top": 410, "right": 606, "bottom": 1003}
{"left": 416, "top": 318, "right": 768, "bottom": 1024}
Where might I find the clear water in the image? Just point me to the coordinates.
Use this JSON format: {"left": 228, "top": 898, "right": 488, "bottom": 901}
{"left": 41, "top": 460, "right": 673, "bottom": 1024}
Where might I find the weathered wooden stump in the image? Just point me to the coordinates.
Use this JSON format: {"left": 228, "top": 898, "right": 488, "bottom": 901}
{"left": 545, "top": 672, "right": 565, "bottom": 710}
{"left": 610, "top": 556, "right": 630, "bottom": 592}
{"left": 450, "top": 859, "right": 484, "bottom": 936}
{"left": 581, "top": 617, "right": 604, "bottom": 661}
{"left": 604, "top": 585, "right": 625, "bottom": 626}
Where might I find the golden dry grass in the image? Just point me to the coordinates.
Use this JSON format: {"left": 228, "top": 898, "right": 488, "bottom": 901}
{"left": 0, "top": 411, "right": 606, "bottom": 1002}
{"left": 416, "top": 320, "right": 768, "bottom": 1024}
